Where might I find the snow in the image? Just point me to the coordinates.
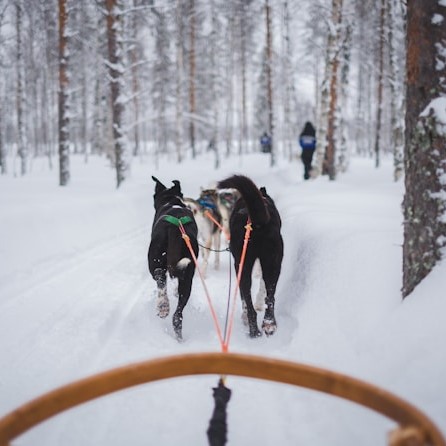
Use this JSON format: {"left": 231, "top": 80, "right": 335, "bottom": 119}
{"left": 420, "top": 97, "right": 446, "bottom": 143}
{"left": 1, "top": 152, "right": 445, "bottom": 445}
{"left": 432, "top": 13, "right": 444, "bottom": 25}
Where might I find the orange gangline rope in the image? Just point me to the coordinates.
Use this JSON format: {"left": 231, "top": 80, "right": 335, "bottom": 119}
{"left": 178, "top": 222, "right": 225, "bottom": 349}
{"left": 178, "top": 218, "right": 251, "bottom": 354}
{"left": 204, "top": 210, "right": 231, "bottom": 241}
{"left": 222, "top": 219, "right": 252, "bottom": 352}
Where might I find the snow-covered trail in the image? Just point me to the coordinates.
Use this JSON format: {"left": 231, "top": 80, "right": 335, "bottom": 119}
{"left": 1, "top": 153, "right": 444, "bottom": 446}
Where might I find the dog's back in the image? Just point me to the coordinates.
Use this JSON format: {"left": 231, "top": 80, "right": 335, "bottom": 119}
{"left": 151, "top": 203, "right": 198, "bottom": 279}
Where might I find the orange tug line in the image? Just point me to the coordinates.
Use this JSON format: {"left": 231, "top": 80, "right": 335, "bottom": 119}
{"left": 204, "top": 209, "right": 231, "bottom": 241}
{"left": 178, "top": 218, "right": 252, "bottom": 355}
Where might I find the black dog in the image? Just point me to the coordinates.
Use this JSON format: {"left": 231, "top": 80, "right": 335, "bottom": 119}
{"left": 148, "top": 176, "right": 199, "bottom": 340}
{"left": 217, "top": 175, "right": 283, "bottom": 338}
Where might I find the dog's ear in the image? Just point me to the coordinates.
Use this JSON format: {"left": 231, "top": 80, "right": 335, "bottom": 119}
{"left": 152, "top": 176, "right": 166, "bottom": 194}
{"left": 172, "top": 180, "right": 183, "bottom": 197}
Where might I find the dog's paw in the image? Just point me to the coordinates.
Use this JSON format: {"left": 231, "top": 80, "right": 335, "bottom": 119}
{"left": 249, "top": 327, "right": 262, "bottom": 338}
{"left": 262, "top": 319, "right": 277, "bottom": 336}
{"left": 156, "top": 299, "right": 170, "bottom": 318}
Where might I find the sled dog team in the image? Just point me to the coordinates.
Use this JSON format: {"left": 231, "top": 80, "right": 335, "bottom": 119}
{"left": 148, "top": 175, "right": 283, "bottom": 341}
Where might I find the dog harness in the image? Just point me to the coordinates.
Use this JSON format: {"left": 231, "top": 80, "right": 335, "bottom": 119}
{"left": 163, "top": 215, "right": 194, "bottom": 227}
{"left": 198, "top": 198, "right": 217, "bottom": 210}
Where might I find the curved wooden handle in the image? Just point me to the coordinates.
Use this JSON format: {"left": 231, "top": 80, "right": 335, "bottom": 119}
{"left": 0, "top": 352, "right": 444, "bottom": 445}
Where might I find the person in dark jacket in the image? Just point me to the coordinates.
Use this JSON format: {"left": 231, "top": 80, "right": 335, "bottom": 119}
{"left": 299, "top": 121, "right": 316, "bottom": 180}
{"left": 260, "top": 131, "right": 272, "bottom": 153}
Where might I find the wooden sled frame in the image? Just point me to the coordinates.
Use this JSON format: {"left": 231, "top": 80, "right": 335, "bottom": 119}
{"left": 0, "top": 352, "right": 444, "bottom": 445}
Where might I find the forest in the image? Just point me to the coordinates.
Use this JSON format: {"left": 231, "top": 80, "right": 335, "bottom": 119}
{"left": 0, "top": 0, "right": 445, "bottom": 297}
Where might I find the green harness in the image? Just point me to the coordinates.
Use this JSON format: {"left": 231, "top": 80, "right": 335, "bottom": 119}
{"left": 163, "top": 215, "right": 193, "bottom": 227}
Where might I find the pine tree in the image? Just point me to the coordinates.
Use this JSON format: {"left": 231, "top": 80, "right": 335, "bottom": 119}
{"left": 402, "top": 0, "right": 446, "bottom": 297}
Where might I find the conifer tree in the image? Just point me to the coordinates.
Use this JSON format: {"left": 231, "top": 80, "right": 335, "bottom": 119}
{"left": 403, "top": 0, "right": 446, "bottom": 297}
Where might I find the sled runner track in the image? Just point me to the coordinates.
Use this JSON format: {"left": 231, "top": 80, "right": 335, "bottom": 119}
{"left": 0, "top": 225, "right": 147, "bottom": 310}
{"left": 0, "top": 353, "right": 444, "bottom": 446}
{"left": 0, "top": 225, "right": 149, "bottom": 374}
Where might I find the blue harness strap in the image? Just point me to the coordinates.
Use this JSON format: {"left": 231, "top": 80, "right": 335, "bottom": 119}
{"left": 198, "top": 198, "right": 217, "bottom": 210}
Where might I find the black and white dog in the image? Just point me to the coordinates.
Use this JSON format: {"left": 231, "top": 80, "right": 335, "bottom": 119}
{"left": 184, "top": 188, "right": 222, "bottom": 277}
{"left": 216, "top": 188, "right": 240, "bottom": 238}
{"left": 148, "top": 176, "right": 199, "bottom": 340}
{"left": 217, "top": 175, "right": 283, "bottom": 338}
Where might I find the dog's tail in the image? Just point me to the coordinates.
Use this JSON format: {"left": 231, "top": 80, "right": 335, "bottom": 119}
{"left": 217, "top": 175, "right": 269, "bottom": 227}
{"left": 166, "top": 224, "right": 194, "bottom": 279}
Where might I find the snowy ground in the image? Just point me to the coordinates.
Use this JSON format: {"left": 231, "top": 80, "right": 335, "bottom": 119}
{"left": 0, "top": 152, "right": 445, "bottom": 445}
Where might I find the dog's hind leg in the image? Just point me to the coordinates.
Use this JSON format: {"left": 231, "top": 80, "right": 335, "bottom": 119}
{"left": 238, "top": 259, "right": 261, "bottom": 338}
{"left": 172, "top": 265, "right": 194, "bottom": 341}
{"left": 201, "top": 234, "right": 212, "bottom": 278}
{"left": 213, "top": 231, "right": 221, "bottom": 270}
{"left": 154, "top": 268, "right": 169, "bottom": 318}
{"left": 260, "top": 264, "right": 281, "bottom": 336}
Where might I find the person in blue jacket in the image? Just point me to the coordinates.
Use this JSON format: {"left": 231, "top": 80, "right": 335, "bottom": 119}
{"left": 260, "top": 131, "right": 272, "bottom": 153}
{"left": 299, "top": 121, "right": 316, "bottom": 180}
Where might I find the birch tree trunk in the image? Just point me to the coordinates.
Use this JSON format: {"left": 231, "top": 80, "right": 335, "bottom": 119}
{"left": 16, "top": 0, "right": 27, "bottom": 176}
{"left": 373, "top": 0, "right": 386, "bottom": 169}
{"left": 402, "top": 0, "right": 446, "bottom": 297}
{"left": 175, "top": 0, "right": 184, "bottom": 163}
{"left": 0, "top": 7, "right": 5, "bottom": 174}
{"left": 388, "top": 0, "right": 404, "bottom": 182}
{"left": 210, "top": 0, "right": 220, "bottom": 169}
{"left": 224, "top": 9, "right": 235, "bottom": 158}
{"left": 265, "top": 0, "right": 275, "bottom": 167}
{"left": 325, "top": 0, "right": 343, "bottom": 180}
{"left": 105, "top": 0, "right": 127, "bottom": 188}
{"left": 130, "top": 7, "right": 140, "bottom": 157}
{"left": 337, "top": 21, "right": 352, "bottom": 173}
{"left": 58, "top": 0, "right": 70, "bottom": 185}
{"left": 239, "top": 3, "right": 248, "bottom": 155}
{"left": 188, "top": 0, "right": 196, "bottom": 158}
{"left": 0, "top": 98, "right": 4, "bottom": 174}
{"left": 314, "top": 41, "right": 331, "bottom": 177}
{"left": 282, "top": 0, "right": 293, "bottom": 161}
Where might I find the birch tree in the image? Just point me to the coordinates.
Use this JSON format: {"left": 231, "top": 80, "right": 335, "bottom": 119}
{"left": 387, "top": 0, "right": 404, "bottom": 181}
{"left": 325, "top": 0, "right": 343, "bottom": 180}
{"left": 152, "top": 6, "right": 171, "bottom": 156}
{"left": 281, "top": 0, "right": 294, "bottom": 161}
{"left": 58, "top": 0, "right": 70, "bottom": 186}
{"left": 188, "top": 0, "right": 196, "bottom": 158}
{"left": 402, "top": 0, "right": 446, "bottom": 297}
{"left": 0, "top": 1, "right": 6, "bottom": 174}
{"left": 373, "top": 0, "right": 386, "bottom": 169}
{"left": 16, "top": 0, "right": 27, "bottom": 176}
{"left": 312, "top": 2, "right": 331, "bottom": 177}
{"left": 337, "top": 18, "right": 352, "bottom": 173}
{"left": 105, "top": 0, "right": 127, "bottom": 188}
{"left": 265, "top": 0, "right": 275, "bottom": 166}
